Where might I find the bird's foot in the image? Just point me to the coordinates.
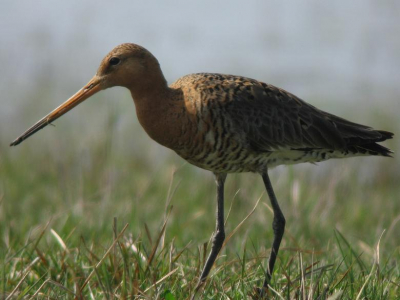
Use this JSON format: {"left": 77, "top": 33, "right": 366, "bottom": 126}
{"left": 190, "top": 280, "right": 205, "bottom": 300}
{"left": 252, "top": 286, "right": 270, "bottom": 300}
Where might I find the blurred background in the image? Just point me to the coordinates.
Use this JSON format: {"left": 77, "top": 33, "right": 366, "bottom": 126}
{"left": 1, "top": 0, "right": 399, "bottom": 251}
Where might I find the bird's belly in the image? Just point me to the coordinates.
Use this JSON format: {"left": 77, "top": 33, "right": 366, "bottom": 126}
{"left": 178, "top": 150, "right": 262, "bottom": 173}
{"left": 176, "top": 147, "right": 342, "bottom": 174}
{"left": 175, "top": 144, "right": 273, "bottom": 173}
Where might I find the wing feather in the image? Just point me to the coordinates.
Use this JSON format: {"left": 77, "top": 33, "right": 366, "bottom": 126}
{"left": 177, "top": 73, "right": 392, "bottom": 154}
{"left": 209, "top": 75, "right": 390, "bottom": 152}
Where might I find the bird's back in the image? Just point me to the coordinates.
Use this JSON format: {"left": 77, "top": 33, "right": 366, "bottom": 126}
{"left": 169, "top": 73, "right": 393, "bottom": 173}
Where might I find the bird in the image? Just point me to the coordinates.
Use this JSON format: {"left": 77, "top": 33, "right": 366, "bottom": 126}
{"left": 10, "top": 43, "right": 393, "bottom": 297}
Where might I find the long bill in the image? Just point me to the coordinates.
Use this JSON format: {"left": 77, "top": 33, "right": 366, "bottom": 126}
{"left": 10, "top": 76, "right": 103, "bottom": 146}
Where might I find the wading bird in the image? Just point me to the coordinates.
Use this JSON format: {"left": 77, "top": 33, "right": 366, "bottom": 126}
{"left": 11, "top": 43, "right": 393, "bottom": 297}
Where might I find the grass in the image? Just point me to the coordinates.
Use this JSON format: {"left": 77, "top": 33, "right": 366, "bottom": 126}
{"left": 1, "top": 102, "right": 399, "bottom": 299}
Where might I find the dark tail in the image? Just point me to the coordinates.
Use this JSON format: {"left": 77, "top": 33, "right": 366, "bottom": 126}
{"left": 350, "top": 130, "right": 394, "bottom": 157}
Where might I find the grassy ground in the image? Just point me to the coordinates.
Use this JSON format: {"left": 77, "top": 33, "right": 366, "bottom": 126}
{"left": 1, "top": 101, "right": 399, "bottom": 299}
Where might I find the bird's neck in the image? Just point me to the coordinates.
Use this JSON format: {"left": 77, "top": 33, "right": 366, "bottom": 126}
{"left": 128, "top": 66, "right": 168, "bottom": 101}
{"left": 129, "top": 74, "right": 187, "bottom": 150}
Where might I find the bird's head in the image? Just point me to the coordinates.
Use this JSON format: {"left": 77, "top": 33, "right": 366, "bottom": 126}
{"left": 10, "top": 43, "right": 165, "bottom": 146}
{"left": 96, "top": 43, "right": 164, "bottom": 90}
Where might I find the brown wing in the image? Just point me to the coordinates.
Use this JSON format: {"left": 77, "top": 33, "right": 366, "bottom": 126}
{"left": 204, "top": 74, "right": 392, "bottom": 152}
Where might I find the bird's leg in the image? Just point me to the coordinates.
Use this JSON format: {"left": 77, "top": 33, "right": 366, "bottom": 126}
{"left": 194, "top": 173, "right": 227, "bottom": 293}
{"left": 261, "top": 172, "right": 286, "bottom": 291}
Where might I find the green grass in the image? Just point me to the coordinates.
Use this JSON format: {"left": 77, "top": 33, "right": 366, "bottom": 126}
{"left": 1, "top": 106, "right": 399, "bottom": 299}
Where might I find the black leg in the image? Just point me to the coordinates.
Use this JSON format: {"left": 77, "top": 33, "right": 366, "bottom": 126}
{"left": 193, "top": 173, "right": 227, "bottom": 296}
{"left": 261, "top": 172, "right": 286, "bottom": 290}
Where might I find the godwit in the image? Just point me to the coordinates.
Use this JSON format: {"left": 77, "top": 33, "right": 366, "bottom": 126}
{"left": 10, "top": 43, "right": 393, "bottom": 296}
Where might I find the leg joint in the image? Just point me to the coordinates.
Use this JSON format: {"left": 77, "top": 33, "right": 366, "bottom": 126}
{"left": 214, "top": 230, "right": 225, "bottom": 243}
{"left": 272, "top": 214, "right": 286, "bottom": 234}
{"left": 212, "top": 230, "right": 225, "bottom": 251}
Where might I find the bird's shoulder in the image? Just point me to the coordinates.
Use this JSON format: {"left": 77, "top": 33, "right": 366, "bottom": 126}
{"left": 170, "top": 73, "right": 297, "bottom": 101}
{"left": 170, "top": 73, "right": 310, "bottom": 120}
{"left": 170, "top": 73, "right": 309, "bottom": 118}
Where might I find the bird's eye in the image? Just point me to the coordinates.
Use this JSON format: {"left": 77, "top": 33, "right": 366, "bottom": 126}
{"left": 109, "top": 57, "right": 121, "bottom": 66}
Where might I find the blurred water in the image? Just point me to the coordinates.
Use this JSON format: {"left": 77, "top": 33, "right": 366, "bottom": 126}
{"left": 1, "top": 0, "right": 399, "bottom": 150}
